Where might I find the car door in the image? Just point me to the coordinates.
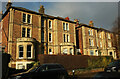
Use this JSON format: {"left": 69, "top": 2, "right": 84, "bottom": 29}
{"left": 34, "top": 65, "right": 49, "bottom": 79}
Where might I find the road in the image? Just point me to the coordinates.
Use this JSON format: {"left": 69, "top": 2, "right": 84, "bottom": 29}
{"left": 69, "top": 72, "right": 120, "bottom": 79}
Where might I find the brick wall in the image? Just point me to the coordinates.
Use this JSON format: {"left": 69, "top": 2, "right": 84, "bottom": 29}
{"left": 37, "top": 55, "right": 89, "bottom": 70}
{"left": 2, "top": 12, "right": 10, "bottom": 53}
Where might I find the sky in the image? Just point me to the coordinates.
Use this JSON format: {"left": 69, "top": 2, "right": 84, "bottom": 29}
{"left": 0, "top": 1, "right": 119, "bottom": 31}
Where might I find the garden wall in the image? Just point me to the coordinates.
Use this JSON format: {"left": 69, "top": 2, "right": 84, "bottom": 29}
{"left": 37, "top": 55, "right": 113, "bottom": 70}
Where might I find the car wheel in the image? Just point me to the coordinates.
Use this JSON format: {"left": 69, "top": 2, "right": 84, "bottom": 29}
{"left": 59, "top": 75, "right": 66, "bottom": 79}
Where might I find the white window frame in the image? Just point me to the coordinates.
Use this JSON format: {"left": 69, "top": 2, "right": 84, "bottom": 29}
{"left": 49, "top": 48, "right": 53, "bottom": 54}
{"left": 66, "top": 23, "right": 69, "bottom": 31}
{"left": 63, "top": 23, "right": 66, "bottom": 30}
{"left": 63, "top": 48, "right": 68, "bottom": 55}
{"left": 70, "top": 48, "right": 73, "bottom": 55}
{"left": 108, "top": 33, "right": 111, "bottom": 39}
{"left": 22, "top": 13, "right": 32, "bottom": 24}
{"left": 63, "top": 22, "right": 69, "bottom": 31}
{"left": 19, "top": 45, "right": 24, "bottom": 59}
{"left": 22, "top": 27, "right": 32, "bottom": 38}
{"left": 89, "top": 39, "right": 94, "bottom": 46}
{"left": 49, "top": 20, "right": 52, "bottom": 29}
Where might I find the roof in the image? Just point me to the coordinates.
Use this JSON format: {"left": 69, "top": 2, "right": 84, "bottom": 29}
{"left": 2, "top": 6, "right": 76, "bottom": 24}
{"left": 76, "top": 23, "right": 119, "bottom": 34}
{"left": 76, "top": 23, "right": 98, "bottom": 30}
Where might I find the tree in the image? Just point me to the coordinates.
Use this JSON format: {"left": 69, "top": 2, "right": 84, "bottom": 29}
{"left": 111, "top": 17, "right": 120, "bottom": 59}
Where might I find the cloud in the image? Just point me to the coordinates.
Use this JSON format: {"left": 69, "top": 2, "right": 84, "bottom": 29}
{"left": 45, "top": 2, "right": 118, "bottom": 30}
{"left": 1, "top": 0, "right": 119, "bottom": 2}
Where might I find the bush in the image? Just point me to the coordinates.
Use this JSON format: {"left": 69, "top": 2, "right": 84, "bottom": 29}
{"left": 87, "top": 56, "right": 113, "bottom": 69}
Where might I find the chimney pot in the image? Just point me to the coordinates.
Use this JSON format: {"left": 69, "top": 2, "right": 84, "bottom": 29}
{"left": 39, "top": 5, "right": 45, "bottom": 14}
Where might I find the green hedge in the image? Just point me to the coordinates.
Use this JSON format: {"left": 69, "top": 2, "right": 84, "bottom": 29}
{"left": 87, "top": 56, "right": 113, "bottom": 69}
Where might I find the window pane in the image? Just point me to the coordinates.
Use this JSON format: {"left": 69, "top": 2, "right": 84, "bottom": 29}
{"left": 19, "top": 46, "right": 23, "bottom": 58}
{"left": 66, "top": 23, "right": 68, "bottom": 30}
{"left": 41, "top": 31, "right": 44, "bottom": 42}
{"left": 23, "top": 13, "right": 26, "bottom": 22}
{"left": 67, "top": 35, "right": 69, "bottom": 42}
{"left": 22, "top": 28, "right": 26, "bottom": 37}
{"left": 49, "top": 33, "right": 52, "bottom": 42}
{"left": 90, "top": 50, "right": 94, "bottom": 55}
{"left": 89, "top": 39, "right": 91, "bottom": 46}
{"left": 27, "top": 45, "right": 31, "bottom": 58}
{"left": 63, "top": 48, "right": 68, "bottom": 55}
{"left": 64, "top": 34, "right": 66, "bottom": 42}
{"left": 49, "top": 48, "right": 52, "bottom": 54}
{"left": 27, "top": 14, "right": 31, "bottom": 23}
{"left": 88, "top": 30, "right": 90, "bottom": 35}
{"left": 70, "top": 48, "right": 73, "bottom": 55}
{"left": 49, "top": 21, "right": 52, "bottom": 29}
{"left": 63, "top": 23, "right": 65, "bottom": 30}
{"left": 41, "top": 19, "right": 44, "bottom": 27}
{"left": 110, "top": 52, "right": 112, "bottom": 56}
{"left": 27, "top": 28, "right": 30, "bottom": 37}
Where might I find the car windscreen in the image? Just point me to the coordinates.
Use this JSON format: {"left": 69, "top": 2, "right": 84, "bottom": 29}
{"left": 27, "top": 66, "right": 40, "bottom": 72}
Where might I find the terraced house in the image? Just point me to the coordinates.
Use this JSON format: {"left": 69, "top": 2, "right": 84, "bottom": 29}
{"left": 76, "top": 20, "right": 118, "bottom": 59}
{"left": 1, "top": 2, "right": 76, "bottom": 69}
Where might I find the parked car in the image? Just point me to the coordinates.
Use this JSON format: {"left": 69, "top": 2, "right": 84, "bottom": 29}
{"left": 104, "top": 60, "right": 120, "bottom": 72}
{"left": 8, "top": 63, "right": 68, "bottom": 79}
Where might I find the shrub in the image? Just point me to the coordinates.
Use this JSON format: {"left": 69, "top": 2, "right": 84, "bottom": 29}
{"left": 87, "top": 56, "right": 113, "bottom": 69}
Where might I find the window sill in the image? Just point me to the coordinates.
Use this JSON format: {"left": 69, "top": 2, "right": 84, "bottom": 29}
{"left": 22, "top": 22, "right": 32, "bottom": 25}
{"left": 27, "top": 57, "right": 33, "bottom": 59}
{"left": 18, "top": 57, "right": 24, "bottom": 59}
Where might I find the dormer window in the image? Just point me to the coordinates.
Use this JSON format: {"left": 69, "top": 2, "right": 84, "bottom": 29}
{"left": 23, "top": 13, "right": 31, "bottom": 24}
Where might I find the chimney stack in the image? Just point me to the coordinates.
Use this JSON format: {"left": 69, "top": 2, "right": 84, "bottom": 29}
{"left": 74, "top": 19, "right": 79, "bottom": 27}
{"left": 6, "top": 0, "right": 12, "bottom": 10}
{"left": 74, "top": 19, "right": 79, "bottom": 24}
{"left": 89, "top": 20, "right": 94, "bottom": 27}
{"left": 39, "top": 5, "right": 45, "bottom": 14}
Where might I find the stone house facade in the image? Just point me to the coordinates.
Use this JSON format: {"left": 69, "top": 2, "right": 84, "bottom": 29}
{"left": 1, "top": 2, "right": 76, "bottom": 69}
{"left": 76, "top": 20, "right": 118, "bottom": 59}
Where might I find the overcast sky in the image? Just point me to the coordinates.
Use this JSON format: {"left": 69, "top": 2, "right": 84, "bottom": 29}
{"left": 1, "top": 2, "right": 119, "bottom": 31}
